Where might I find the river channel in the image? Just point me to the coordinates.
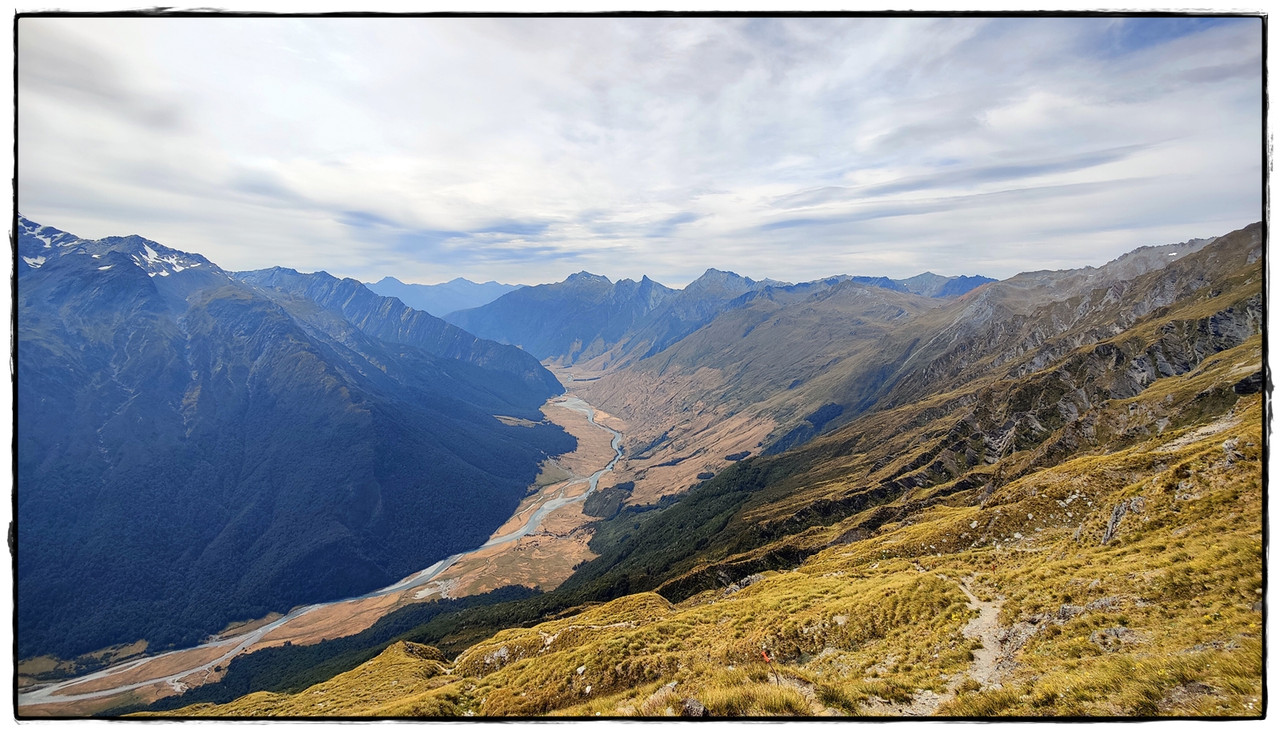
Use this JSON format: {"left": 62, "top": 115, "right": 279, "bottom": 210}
{"left": 18, "top": 396, "right": 623, "bottom": 708}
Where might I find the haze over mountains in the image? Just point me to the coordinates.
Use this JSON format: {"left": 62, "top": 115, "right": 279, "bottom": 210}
{"left": 364, "top": 276, "right": 523, "bottom": 318}
{"left": 16, "top": 216, "right": 573, "bottom": 659}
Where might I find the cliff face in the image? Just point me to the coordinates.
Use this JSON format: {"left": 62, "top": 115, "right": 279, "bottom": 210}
{"left": 235, "top": 267, "right": 564, "bottom": 402}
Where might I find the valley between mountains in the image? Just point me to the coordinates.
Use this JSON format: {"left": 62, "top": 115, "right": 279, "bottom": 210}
{"left": 18, "top": 393, "right": 625, "bottom": 715}
{"left": 15, "top": 217, "right": 1265, "bottom": 718}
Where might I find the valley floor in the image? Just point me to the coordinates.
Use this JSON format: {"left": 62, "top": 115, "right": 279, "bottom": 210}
{"left": 17, "top": 392, "right": 626, "bottom": 716}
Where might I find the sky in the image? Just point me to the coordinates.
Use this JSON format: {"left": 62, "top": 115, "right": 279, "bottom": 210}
{"left": 16, "top": 13, "right": 1264, "bottom": 287}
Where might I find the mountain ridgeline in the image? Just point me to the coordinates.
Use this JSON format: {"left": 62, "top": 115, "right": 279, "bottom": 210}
{"left": 445, "top": 268, "right": 993, "bottom": 367}
{"left": 567, "top": 233, "right": 1240, "bottom": 468}
{"left": 445, "top": 271, "right": 676, "bottom": 363}
{"left": 364, "top": 276, "right": 522, "bottom": 318}
{"left": 137, "top": 222, "right": 1263, "bottom": 718}
{"left": 235, "top": 267, "right": 563, "bottom": 400}
{"left": 15, "top": 216, "right": 573, "bottom": 660}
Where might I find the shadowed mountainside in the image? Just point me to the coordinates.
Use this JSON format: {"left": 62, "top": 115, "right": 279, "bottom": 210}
{"left": 445, "top": 271, "right": 677, "bottom": 363}
{"left": 16, "top": 217, "right": 574, "bottom": 661}
{"left": 236, "top": 267, "right": 563, "bottom": 401}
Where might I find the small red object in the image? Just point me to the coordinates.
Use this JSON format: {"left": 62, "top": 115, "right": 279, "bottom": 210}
{"left": 761, "top": 651, "right": 771, "bottom": 663}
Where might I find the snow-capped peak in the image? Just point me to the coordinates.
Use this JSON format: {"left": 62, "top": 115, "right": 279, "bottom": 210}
{"left": 18, "top": 215, "right": 89, "bottom": 263}
{"left": 92, "top": 235, "right": 219, "bottom": 278}
{"left": 17, "top": 216, "right": 225, "bottom": 278}
{"left": 125, "top": 240, "right": 204, "bottom": 276}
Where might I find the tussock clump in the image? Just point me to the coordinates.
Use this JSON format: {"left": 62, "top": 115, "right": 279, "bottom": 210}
{"left": 700, "top": 682, "right": 809, "bottom": 716}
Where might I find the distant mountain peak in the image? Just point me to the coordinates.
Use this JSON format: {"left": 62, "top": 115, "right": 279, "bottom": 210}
{"left": 17, "top": 216, "right": 89, "bottom": 259}
{"left": 364, "top": 276, "right": 524, "bottom": 318}
{"left": 565, "top": 271, "right": 611, "bottom": 285}
{"left": 829, "top": 272, "right": 996, "bottom": 298}
{"left": 105, "top": 237, "right": 219, "bottom": 278}
{"left": 697, "top": 267, "right": 746, "bottom": 280}
{"left": 686, "top": 268, "right": 754, "bottom": 291}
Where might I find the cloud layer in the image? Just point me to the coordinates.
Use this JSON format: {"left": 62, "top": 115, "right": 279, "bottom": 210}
{"left": 18, "top": 16, "right": 1263, "bottom": 286}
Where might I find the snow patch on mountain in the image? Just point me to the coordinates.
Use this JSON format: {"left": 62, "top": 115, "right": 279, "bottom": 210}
{"left": 17, "top": 216, "right": 222, "bottom": 280}
{"left": 130, "top": 247, "right": 203, "bottom": 277}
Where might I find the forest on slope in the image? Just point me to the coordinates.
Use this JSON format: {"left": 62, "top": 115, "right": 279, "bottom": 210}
{"left": 16, "top": 217, "right": 575, "bottom": 661}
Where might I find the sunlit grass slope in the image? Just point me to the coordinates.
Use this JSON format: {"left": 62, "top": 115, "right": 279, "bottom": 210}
{"left": 156, "top": 330, "right": 1263, "bottom": 717}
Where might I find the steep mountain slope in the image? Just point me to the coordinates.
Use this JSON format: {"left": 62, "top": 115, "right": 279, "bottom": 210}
{"left": 563, "top": 281, "right": 947, "bottom": 502}
{"left": 168, "top": 641, "right": 463, "bottom": 717}
{"left": 236, "top": 267, "right": 563, "bottom": 402}
{"left": 581, "top": 269, "right": 805, "bottom": 369}
{"left": 589, "top": 280, "right": 943, "bottom": 423}
{"left": 444, "top": 267, "right": 995, "bottom": 372}
{"left": 16, "top": 217, "right": 575, "bottom": 661}
{"left": 574, "top": 229, "right": 1249, "bottom": 478}
{"left": 445, "top": 272, "right": 676, "bottom": 363}
{"left": 152, "top": 222, "right": 1264, "bottom": 718}
{"left": 365, "top": 276, "right": 521, "bottom": 318}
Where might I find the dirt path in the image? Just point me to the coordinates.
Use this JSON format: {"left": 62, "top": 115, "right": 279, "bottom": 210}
{"left": 955, "top": 576, "right": 1005, "bottom": 689}
{"left": 868, "top": 573, "right": 1006, "bottom": 716}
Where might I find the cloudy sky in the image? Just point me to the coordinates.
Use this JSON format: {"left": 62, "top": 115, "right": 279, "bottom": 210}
{"left": 17, "top": 14, "right": 1263, "bottom": 287}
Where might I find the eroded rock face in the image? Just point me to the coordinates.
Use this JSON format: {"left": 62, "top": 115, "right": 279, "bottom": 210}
{"left": 1102, "top": 497, "right": 1146, "bottom": 545}
{"left": 1233, "top": 371, "right": 1265, "bottom": 395}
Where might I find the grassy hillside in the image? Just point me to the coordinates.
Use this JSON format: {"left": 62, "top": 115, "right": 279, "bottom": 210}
{"left": 147, "top": 223, "right": 1264, "bottom": 717}
{"left": 578, "top": 224, "right": 1260, "bottom": 467}
{"left": 157, "top": 376, "right": 1262, "bottom": 716}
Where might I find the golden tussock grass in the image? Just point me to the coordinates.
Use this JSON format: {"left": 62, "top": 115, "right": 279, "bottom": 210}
{"left": 155, "top": 338, "right": 1262, "bottom": 719}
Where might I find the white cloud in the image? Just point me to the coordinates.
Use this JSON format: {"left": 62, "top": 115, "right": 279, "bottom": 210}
{"left": 17, "top": 15, "right": 1262, "bottom": 287}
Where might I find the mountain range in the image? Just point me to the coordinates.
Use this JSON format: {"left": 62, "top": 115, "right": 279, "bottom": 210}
{"left": 444, "top": 268, "right": 993, "bottom": 367}
{"left": 15, "top": 217, "right": 1264, "bottom": 719}
{"left": 126, "top": 221, "right": 1262, "bottom": 718}
{"left": 364, "top": 276, "right": 522, "bottom": 318}
{"left": 16, "top": 216, "right": 573, "bottom": 660}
